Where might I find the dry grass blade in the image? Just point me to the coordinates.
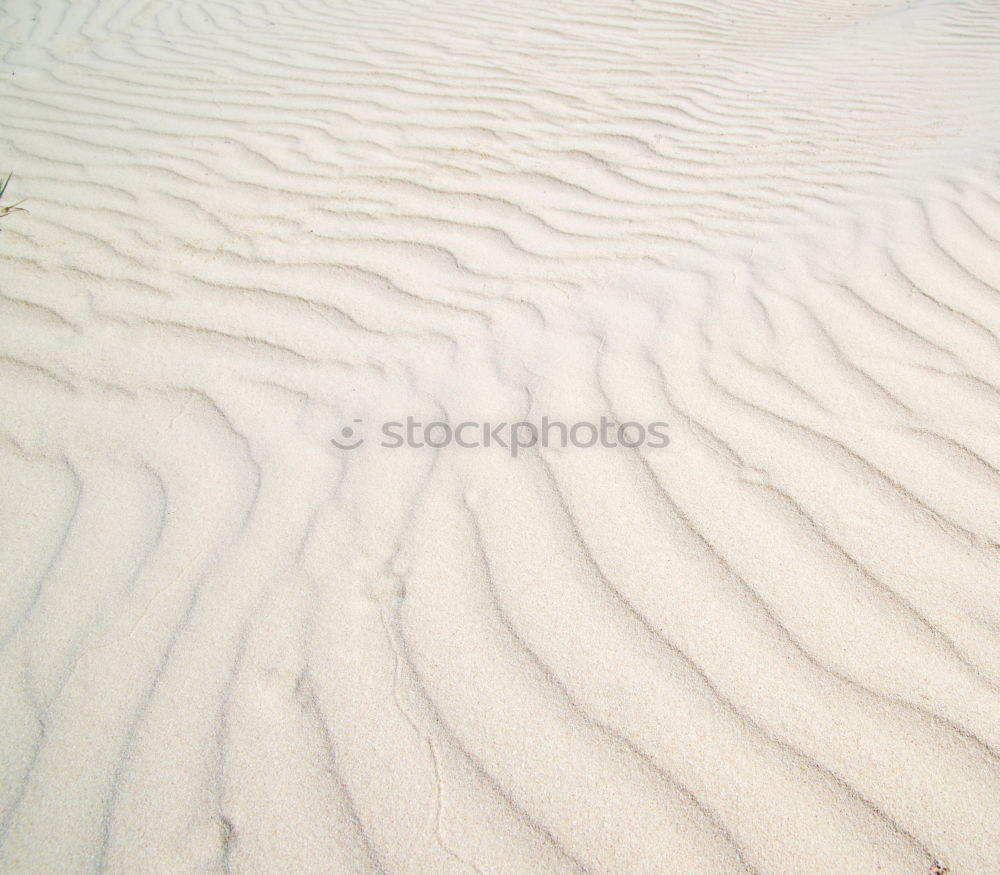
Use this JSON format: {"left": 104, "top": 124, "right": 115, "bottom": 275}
{"left": 0, "top": 172, "right": 27, "bottom": 220}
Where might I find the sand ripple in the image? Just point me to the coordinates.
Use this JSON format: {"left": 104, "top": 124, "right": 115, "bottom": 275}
{"left": 2, "top": 0, "right": 1000, "bottom": 871}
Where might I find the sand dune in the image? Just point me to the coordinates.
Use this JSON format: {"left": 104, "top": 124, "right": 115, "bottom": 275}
{"left": 2, "top": 0, "right": 1000, "bottom": 872}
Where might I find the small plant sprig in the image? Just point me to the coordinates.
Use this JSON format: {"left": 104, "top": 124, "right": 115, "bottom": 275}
{"left": 0, "top": 173, "right": 27, "bottom": 222}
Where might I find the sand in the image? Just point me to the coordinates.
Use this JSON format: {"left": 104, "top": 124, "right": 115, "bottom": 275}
{"left": 2, "top": 0, "right": 1000, "bottom": 872}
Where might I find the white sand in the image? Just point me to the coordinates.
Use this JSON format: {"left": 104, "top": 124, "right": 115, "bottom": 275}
{"left": 2, "top": 0, "right": 1000, "bottom": 872}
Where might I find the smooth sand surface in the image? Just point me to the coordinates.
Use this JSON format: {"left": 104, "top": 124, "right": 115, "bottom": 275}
{"left": 2, "top": 0, "right": 1000, "bottom": 872}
